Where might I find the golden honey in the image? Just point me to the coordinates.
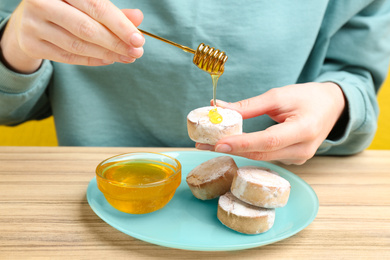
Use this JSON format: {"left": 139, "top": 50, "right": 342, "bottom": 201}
{"left": 208, "top": 108, "right": 223, "bottom": 124}
{"left": 103, "top": 161, "right": 171, "bottom": 185}
{"left": 208, "top": 73, "right": 223, "bottom": 124}
{"left": 96, "top": 153, "right": 181, "bottom": 214}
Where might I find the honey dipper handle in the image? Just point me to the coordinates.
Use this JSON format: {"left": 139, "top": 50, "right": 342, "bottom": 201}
{"left": 138, "top": 29, "right": 196, "bottom": 54}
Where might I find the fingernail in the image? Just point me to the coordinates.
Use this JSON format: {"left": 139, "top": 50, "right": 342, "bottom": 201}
{"left": 119, "top": 55, "right": 136, "bottom": 63}
{"left": 215, "top": 144, "right": 232, "bottom": 153}
{"left": 215, "top": 99, "right": 229, "bottom": 107}
{"left": 128, "top": 47, "right": 144, "bottom": 58}
{"left": 196, "top": 143, "right": 214, "bottom": 151}
{"left": 102, "top": 59, "right": 114, "bottom": 64}
{"left": 130, "top": 32, "right": 145, "bottom": 47}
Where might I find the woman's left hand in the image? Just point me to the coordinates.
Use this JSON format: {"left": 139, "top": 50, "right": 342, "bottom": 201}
{"left": 196, "top": 82, "right": 346, "bottom": 165}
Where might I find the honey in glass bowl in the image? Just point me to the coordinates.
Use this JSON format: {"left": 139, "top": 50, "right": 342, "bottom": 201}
{"left": 96, "top": 152, "right": 181, "bottom": 214}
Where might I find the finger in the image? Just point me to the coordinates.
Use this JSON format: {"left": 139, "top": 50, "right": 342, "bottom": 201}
{"left": 215, "top": 120, "right": 309, "bottom": 153}
{"left": 37, "top": 21, "right": 136, "bottom": 63}
{"left": 226, "top": 142, "right": 317, "bottom": 165}
{"left": 195, "top": 143, "right": 214, "bottom": 151}
{"left": 196, "top": 139, "right": 315, "bottom": 165}
{"left": 44, "top": 1, "right": 143, "bottom": 59}
{"left": 33, "top": 39, "right": 114, "bottom": 66}
{"left": 122, "top": 9, "right": 144, "bottom": 28}
{"left": 64, "top": 0, "right": 145, "bottom": 47}
{"left": 214, "top": 88, "right": 282, "bottom": 119}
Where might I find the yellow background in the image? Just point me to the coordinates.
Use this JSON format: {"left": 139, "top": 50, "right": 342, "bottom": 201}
{"left": 1, "top": 70, "right": 390, "bottom": 148}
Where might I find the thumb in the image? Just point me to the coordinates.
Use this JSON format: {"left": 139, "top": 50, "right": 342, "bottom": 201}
{"left": 122, "top": 9, "right": 144, "bottom": 28}
{"left": 214, "top": 90, "right": 277, "bottom": 119}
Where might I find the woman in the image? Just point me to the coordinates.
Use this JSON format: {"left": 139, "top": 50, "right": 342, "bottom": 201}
{"left": 1, "top": 0, "right": 390, "bottom": 164}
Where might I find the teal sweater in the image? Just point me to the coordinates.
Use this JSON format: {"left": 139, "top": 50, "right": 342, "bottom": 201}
{"left": 1, "top": 0, "right": 390, "bottom": 154}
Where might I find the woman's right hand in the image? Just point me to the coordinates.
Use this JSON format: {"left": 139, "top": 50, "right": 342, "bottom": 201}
{"left": 0, "top": 0, "right": 145, "bottom": 73}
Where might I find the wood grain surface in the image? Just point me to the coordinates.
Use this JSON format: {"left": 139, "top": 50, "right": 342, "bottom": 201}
{"left": 0, "top": 146, "right": 389, "bottom": 259}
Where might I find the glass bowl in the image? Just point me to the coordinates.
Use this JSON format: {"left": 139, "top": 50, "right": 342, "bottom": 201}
{"left": 96, "top": 152, "right": 181, "bottom": 214}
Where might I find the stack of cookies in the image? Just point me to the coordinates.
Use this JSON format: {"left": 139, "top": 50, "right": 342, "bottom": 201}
{"left": 186, "top": 156, "right": 291, "bottom": 234}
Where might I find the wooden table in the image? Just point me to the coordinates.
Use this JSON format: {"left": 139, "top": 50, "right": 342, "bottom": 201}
{"left": 0, "top": 146, "right": 389, "bottom": 259}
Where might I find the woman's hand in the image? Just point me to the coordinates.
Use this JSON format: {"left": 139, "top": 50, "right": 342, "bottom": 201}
{"left": 0, "top": 0, "right": 144, "bottom": 73}
{"left": 196, "top": 82, "right": 346, "bottom": 165}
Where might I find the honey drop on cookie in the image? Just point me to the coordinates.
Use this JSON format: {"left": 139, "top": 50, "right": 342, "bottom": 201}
{"left": 209, "top": 108, "right": 223, "bottom": 124}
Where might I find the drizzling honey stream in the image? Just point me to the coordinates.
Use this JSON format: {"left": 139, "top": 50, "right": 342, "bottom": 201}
{"left": 139, "top": 29, "right": 227, "bottom": 124}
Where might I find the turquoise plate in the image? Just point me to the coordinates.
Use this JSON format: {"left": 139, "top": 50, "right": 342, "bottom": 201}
{"left": 87, "top": 151, "right": 319, "bottom": 251}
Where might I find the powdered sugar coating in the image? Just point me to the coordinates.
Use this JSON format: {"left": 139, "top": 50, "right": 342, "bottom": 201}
{"left": 186, "top": 156, "right": 236, "bottom": 184}
{"left": 230, "top": 172, "right": 247, "bottom": 197}
{"left": 238, "top": 166, "right": 290, "bottom": 188}
{"left": 187, "top": 106, "right": 242, "bottom": 127}
{"left": 231, "top": 166, "right": 291, "bottom": 208}
{"left": 219, "top": 192, "right": 275, "bottom": 218}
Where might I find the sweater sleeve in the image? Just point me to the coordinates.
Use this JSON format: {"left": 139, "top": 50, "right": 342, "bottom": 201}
{"left": 0, "top": 14, "right": 54, "bottom": 126}
{"left": 314, "top": 0, "right": 390, "bottom": 155}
